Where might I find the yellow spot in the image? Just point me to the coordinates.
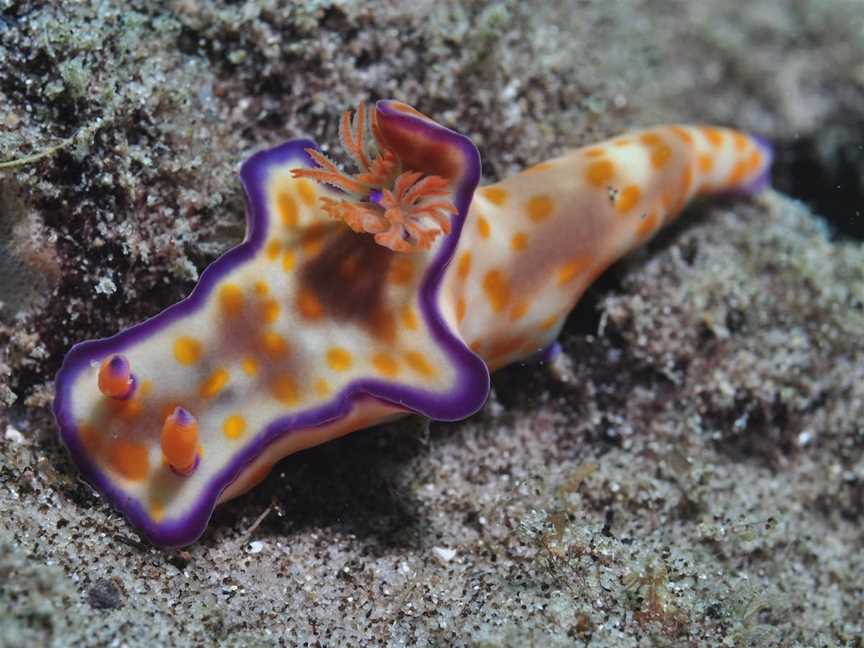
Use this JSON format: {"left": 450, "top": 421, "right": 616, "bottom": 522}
{"left": 703, "top": 127, "right": 724, "bottom": 148}
{"left": 200, "top": 367, "right": 230, "bottom": 398}
{"left": 525, "top": 162, "right": 555, "bottom": 174}
{"left": 149, "top": 499, "right": 165, "bottom": 522}
{"left": 253, "top": 280, "right": 269, "bottom": 296}
{"left": 480, "top": 186, "right": 508, "bottom": 206}
{"left": 616, "top": 185, "right": 642, "bottom": 214}
{"left": 583, "top": 147, "right": 606, "bottom": 158}
{"left": 219, "top": 284, "right": 244, "bottom": 318}
{"left": 109, "top": 440, "right": 149, "bottom": 481}
{"left": 223, "top": 414, "right": 247, "bottom": 440}
{"left": 456, "top": 297, "right": 466, "bottom": 322}
{"left": 262, "top": 298, "right": 280, "bottom": 323}
{"left": 511, "top": 232, "right": 529, "bottom": 251}
{"left": 640, "top": 132, "right": 662, "bottom": 147}
{"left": 266, "top": 240, "right": 282, "bottom": 261}
{"left": 404, "top": 351, "right": 436, "bottom": 377}
{"left": 637, "top": 211, "right": 659, "bottom": 239}
{"left": 670, "top": 126, "right": 694, "bottom": 144}
{"left": 526, "top": 194, "right": 554, "bottom": 223}
{"left": 372, "top": 353, "right": 399, "bottom": 378}
{"left": 389, "top": 257, "right": 414, "bottom": 285}
{"left": 585, "top": 160, "right": 615, "bottom": 187}
{"left": 557, "top": 258, "right": 590, "bottom": 285}
{"left": 698, "top": 153, "right": 714, "bottom": 173}
{"left": 241, "top": 357, "right": 259, "bottom": 376}
{"left": 315, "top": 378, "right": 331, "bottom": 397}
{"left": 650, "top": 144, "right": 672, "bottom": 169}
{"left": 477, "top": 215, "right": 491, "bottom": 238}
{"left": 173, "top": 337, "right": 202, "bottom": 366}
{"left": 401, "top": 306, "right": 419, "bottom": 330}
{"left": 457, "top": 252, "right": 472, "bottom": 280}
{"left": 278, "top": 191, "right": 299, "bottom": 227}
{"left": 326, "top": 347, "right": 353, "bottom": 372}
{"left": 297, "top": 289, "right": 324, "bottom": 320}
{"left": 282, "top": 250, "right": 296, "bottom": 272}
{"left": 510, "top": 301, "right": 529, "bottom": 321}
{"left": 271, "top": 374, "right": 299, "bottom": 405}
{"left": 297, "top": 179, "right": 317, "bottom": 206}
{"left": 261, "top": 331, "right": 290, "bottom": 359}
{"left": 483, "top": 270, "right": 511, "bottom": 313}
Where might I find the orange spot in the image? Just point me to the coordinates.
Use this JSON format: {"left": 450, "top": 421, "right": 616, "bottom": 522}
{"left": 614, "top": 138, "right": 633, "bottom": 147}
{"left": 539, "top": 313, "right": 560, "bottom": 331}
{"left": 483, "top": 270, "right": 511, "bottom": 313}
{"left": 253, "top": 280, "right": 269, "bottom": 296}
{"left": 525, "top": 162, "right": 555, "bottom": 174}
{"left": 149, "top": 499, "right": 165, "bottom": 522}
{"left": 698, "top": 154, "right": 714, "bottom": 173}
{"left": 481, "top": 186, "right": 508, "bottom": 206}
{"left": 241, "top": 357, "right": 259, "bottom": 376}
{"left": 732, "top": 131, "right": 749, "bottom": 152}
{"left": 389, "top": 257, "right": 414, "bottom": 285}
{"left": 271, "top": 374, "right": 299, "bottom": 405}
{"left": 650, "top": 145, "right": 672, "bottom": 169}
{"left": 640, "top": 132, "right": 662, "bottom": 147}
{"left": 219, "top": 284, "right": 244, "bottom": 318}
{"left": 78, "top": 423, "right": 101, "bottom": 453}
{"left": 703, "top": 127, "right": 724, "bottom": 148}
{"left": 173, "top": 337, "right": 202, "bottom": 366}
{"left": 637, "top": 211, "right": 659, "bottom": 239}
{"left": 670, "top": 126, "right": 694, "bottom": 144}
{"left": 282, "top": 250, "right": 296, "bottom": 272}
{"left": 488, "top": 335, "right": 528, "bottom": 365}
{"left": 558, "top": 258, "right": 590, "bottom": 285}
{"left": 261, "top": 298, "right": 280, "bottom": 323}
{"left": 510, "top": 301, "right": 529, "bottom": 321}
{"left": 110, "top": 440, "right": 149, "bottom": 481}
{"left": 278, "top": 191, "right": 299, "bottom": 227}
{"left": 315, "top": 378, "right": 331, "bottom": 397}
{"left": 469, "top": 339, "right": 483, "bottom": 353}
{"left": 727, "top": 160, "right": 749, "bottom": 187}
{"left": 404, "top": 351, "right": 436, "bottom": 377}
{"left": 747, "top": 148, "right": 763, "bottom": 174}
{"left": 200, "top": 367, "right": 230, "bottom": 398}
{"left": 371, "top": 353, "right": 399, "bottom": 378}
{"left": 511, "top": 232, "right": 529, "bottom": 251}
{"left": 401, "top": 306, "right": 419, "bottom": 330}
{"left": 297, "top": 179, "right": 317, "bottom": 206}
{"left": 616, "top": 185, "right": 642, "bottom": 214}
{"left": 266, "top": 239, "right": 282, "bottom": 260}
{"left": 680, "top": 166, "right": 694, "bottom": 200}
{"left": 223, "top": 414, "right": 246, "bottom": 440}
{"left": 327, "top": 347, "right": 353, "bottom": 372}
{"left": 477, "top": 215, "right": 491, "bottom": 238}
{"left": 300, "top": 224, "right": 329, "bottom": 257}
{"left": 583, "top": 147, "right": 606, "bottom": 158}
{"left": 260, "top": 331, "right": 290, "bottom": 359}
{"left": 161, "top": 409, "right": 198, "bottom": 472}
{"left": 457, "top": 252, "right": 472, "bottom": 280}
{"left": 297, "top": 289, "right": 324, "bottom": 320}
{"left": 526, "top": 194, "right": 554, "bottom": 223}
{"left": 456, "top": 297, "right": 466, "bottom": 322}
{"left": 585, "top": 160, "right": 615, "bottom": 187}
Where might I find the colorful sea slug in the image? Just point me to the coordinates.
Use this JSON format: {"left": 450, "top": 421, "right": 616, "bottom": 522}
{"left": 53, "top": 100, "right": 772, "bottom": 546}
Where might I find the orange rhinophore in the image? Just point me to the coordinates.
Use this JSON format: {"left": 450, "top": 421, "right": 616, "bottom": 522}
{"left": 97, "top": 354, "right": 135, "bottom": 399}
{"left": 160, "top": 407, "right": 199, "bottom": 475}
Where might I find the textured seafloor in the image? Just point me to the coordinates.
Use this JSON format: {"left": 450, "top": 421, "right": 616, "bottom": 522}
{"left": 1, "top": 1, "right": 862, "bottom": 646}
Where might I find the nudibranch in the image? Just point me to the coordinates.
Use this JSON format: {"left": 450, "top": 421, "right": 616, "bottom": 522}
{"left": 54, "top": 100, "right": 772, "bottom": 546}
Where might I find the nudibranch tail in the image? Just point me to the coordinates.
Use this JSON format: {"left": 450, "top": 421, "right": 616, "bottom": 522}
{"left": 291, "top": 103, "right": 458, "bottom": 252}
{"left": 445, "top": 124, "right": 772, "bottom": 370}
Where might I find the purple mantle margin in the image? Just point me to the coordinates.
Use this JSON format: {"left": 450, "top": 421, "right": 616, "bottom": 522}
{"left": 53, "top": 101, "right": 490, "bottom": 547}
